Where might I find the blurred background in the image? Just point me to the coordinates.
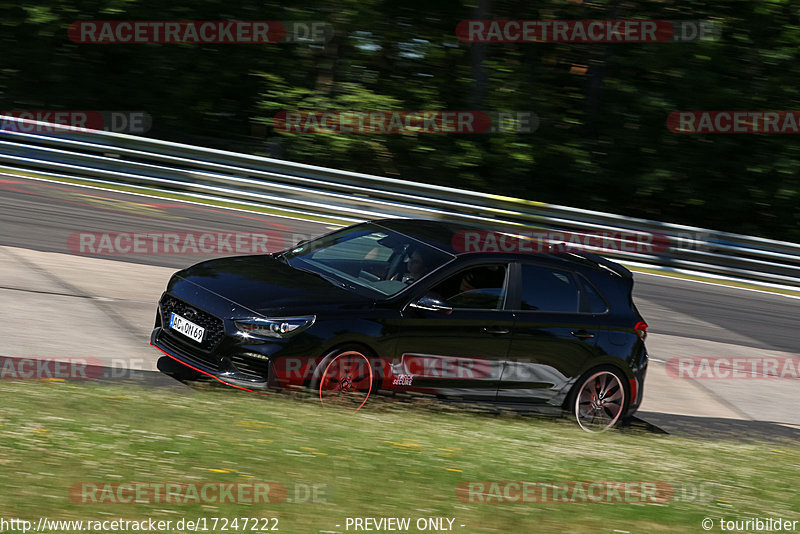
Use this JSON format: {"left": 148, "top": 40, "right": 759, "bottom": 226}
{"left": 1, "top": 0, "right": 798, "bottom": 241}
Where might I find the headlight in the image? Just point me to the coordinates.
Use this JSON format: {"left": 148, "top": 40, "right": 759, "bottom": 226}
{"left": 234, "top": 316, "right": 316, "bottom": 339}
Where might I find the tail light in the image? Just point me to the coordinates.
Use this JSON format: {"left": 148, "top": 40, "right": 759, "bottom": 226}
{"left": 634, "top": 321, "right": 648, "bottom": 341}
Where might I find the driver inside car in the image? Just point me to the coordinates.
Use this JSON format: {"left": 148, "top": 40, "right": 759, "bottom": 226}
{"left": 404, "top": 248, "right": 428, "bottom": 282}
{"left": 431, "top": 265, "right": 506, "bottom": 304}
{"left": 385, "top": 245, "right": 432, "bottom": 283}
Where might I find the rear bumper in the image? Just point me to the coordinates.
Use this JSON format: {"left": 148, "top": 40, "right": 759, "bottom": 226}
{"left": 625, "top": 351, "right": 648, "bottom": 418}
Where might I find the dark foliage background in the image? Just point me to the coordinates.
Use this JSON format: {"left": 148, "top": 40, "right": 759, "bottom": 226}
{"left": 2, "top": 1, "right": 798, "bottom": 240}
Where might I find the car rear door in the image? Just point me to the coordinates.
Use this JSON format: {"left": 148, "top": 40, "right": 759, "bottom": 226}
{"left": 497, "top": 262, "right": 603, "bottom": 404}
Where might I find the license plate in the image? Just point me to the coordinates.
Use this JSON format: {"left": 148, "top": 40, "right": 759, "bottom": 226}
{"left": 169, "top": 312, "right": 205, "bottom": 343}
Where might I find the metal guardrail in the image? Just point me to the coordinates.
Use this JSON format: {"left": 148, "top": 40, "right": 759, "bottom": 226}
{"left": 1, "top": 114, "right": 800, "bottom": 288}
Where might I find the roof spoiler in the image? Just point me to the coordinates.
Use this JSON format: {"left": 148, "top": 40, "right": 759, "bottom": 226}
{"left": 564, "top": 250, "right": 633, "bottom": 279}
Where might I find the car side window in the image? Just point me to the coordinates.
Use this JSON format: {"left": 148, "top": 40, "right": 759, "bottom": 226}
{"left": 519, "top": 264, "right": 579, "bottom": 313}
{"left": 579, "top": 276, "right": 609, "bottom": 313}
{"left": 430, "top": 264, "right": 509, "bottom": 310}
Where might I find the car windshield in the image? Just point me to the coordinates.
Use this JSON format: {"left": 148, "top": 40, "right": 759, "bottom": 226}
{"left": 280, "top": 223, "right": 454, "bottom": 297}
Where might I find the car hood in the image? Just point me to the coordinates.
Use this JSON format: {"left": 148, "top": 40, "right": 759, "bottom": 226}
{"left": 168, "top": 255, "right": 374, "bottom": 316}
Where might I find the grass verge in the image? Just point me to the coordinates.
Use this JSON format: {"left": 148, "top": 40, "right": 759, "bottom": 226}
{"left": 1, "top": 380, "right": 798, "bottom": 533}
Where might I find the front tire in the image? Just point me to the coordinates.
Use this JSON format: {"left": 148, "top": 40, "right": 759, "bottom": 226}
{"left": 310, "top": 348, "right": 375, "bottom": 412}
{"left": 568, "top": 366, "right": 629, "bottom": 432}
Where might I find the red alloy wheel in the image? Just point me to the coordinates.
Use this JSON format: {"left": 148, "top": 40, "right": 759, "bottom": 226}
{"left": 318, "top": 351, "right": 374, "bottom": 411}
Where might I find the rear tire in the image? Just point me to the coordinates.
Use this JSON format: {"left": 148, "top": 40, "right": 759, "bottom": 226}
{"left": 567, "top": 366, "right": 629, "bottom": 432}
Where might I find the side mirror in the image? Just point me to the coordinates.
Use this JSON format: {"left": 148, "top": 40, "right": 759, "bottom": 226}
{"left": 409, "top": 294, "right": 453, "bottom": 315}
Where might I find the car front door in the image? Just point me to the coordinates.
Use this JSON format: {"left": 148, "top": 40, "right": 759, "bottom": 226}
{"left": 389, "top": 262, "right": 513, "bottom": 401}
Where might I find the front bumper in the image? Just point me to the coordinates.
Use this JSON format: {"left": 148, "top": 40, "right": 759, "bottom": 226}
{"left": 151, "top": 326, "right": 277, "bottom": 391}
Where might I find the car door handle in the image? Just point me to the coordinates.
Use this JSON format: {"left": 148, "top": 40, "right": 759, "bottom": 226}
{"left": 571, "top": 330, "right": 595, "bottom": 339}
{"left": 482, "top": 327, "right": 510, "bottom": 335}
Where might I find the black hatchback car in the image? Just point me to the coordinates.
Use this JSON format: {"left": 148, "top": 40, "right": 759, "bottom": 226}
{"left": 151, "top": 219, "right": 648, "bottom": 431}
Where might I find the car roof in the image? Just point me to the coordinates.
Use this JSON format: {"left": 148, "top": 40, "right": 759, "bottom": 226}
{"left": 373, "top": 218, "right": 490, "bottom": 253}
{"left": 370, "top": 218, "right": 631, "bottom": 278}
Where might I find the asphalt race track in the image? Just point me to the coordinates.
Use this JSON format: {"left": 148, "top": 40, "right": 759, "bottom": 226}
{"left": 2, "top": 175, "right": 799, "bottom": 437}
